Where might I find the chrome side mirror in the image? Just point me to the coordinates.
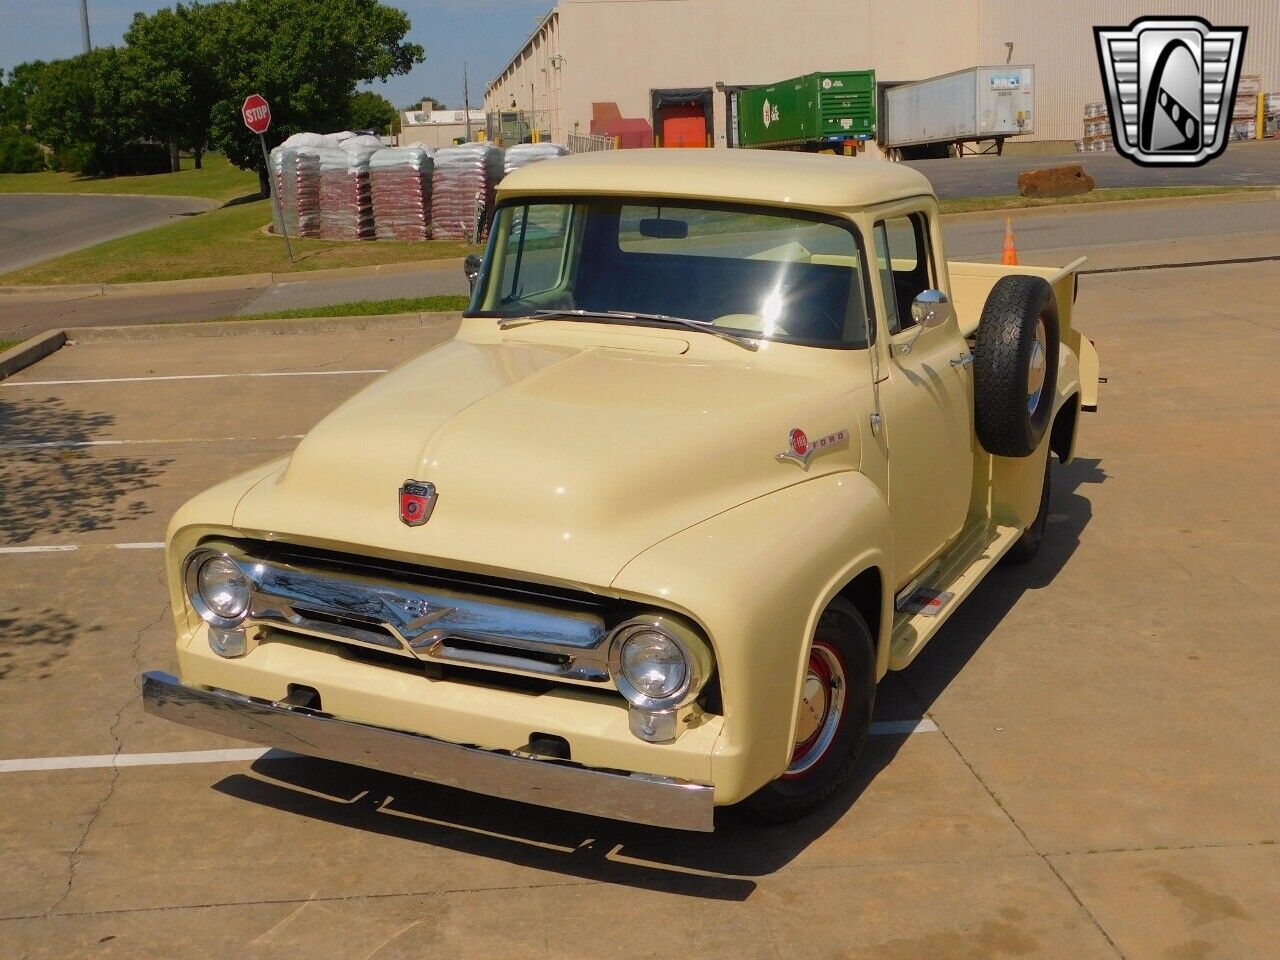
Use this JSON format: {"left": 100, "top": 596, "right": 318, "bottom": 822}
{"left": 911, "top": 289, "right": 952, "bottom": 329}
{"left": 895, "top": 289, "right": 954, "bottom": 356}
{"left": 463, "top": 254, "right": 483, "bottom": 293}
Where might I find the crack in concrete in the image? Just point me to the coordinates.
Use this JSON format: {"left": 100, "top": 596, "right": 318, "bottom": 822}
{"left": 43, "top": 593, "right": 169, "bottom": 917}
{"left": 16, "top": 877, "right": 594, "bottom": 922}
{"left": 895, "top": 673, "right": 1131, "bottom": 960}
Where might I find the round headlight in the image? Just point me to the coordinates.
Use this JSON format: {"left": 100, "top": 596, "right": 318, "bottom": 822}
{"left": 620, "top": 629, "right": 688, "bottom": 700}
{"left": 194, "top": 555, "right": 250, "bottom": 623}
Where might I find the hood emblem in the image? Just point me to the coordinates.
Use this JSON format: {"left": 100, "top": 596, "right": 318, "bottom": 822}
{"left": 399, "top": 480, "right": 438, "bottom": 526}
{"left": 776, "top": 427, "right": 849, "bottom": 469}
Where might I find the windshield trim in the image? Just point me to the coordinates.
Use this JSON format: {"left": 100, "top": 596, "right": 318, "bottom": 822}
{"left": 465, "top": 193, "right": 876, "bottom": 352}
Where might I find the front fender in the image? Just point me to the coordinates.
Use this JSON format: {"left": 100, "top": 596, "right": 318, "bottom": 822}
{"left": 611, "top": 471, "right": 892, "bottom": 804}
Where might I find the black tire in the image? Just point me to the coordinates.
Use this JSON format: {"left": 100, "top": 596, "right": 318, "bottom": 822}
{"left": 1003, "top": 456, "right": 1052, "bottom": 565}
{"left": 974, "top": 275, "right": 1060, "bottom": 458}
{"left": 743, "top": 598, "right": 876, "bottom": 824}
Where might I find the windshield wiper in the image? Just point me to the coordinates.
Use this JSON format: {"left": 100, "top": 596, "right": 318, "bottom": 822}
{"left": 498, "top": 309, "right": 759, "bottom": 352}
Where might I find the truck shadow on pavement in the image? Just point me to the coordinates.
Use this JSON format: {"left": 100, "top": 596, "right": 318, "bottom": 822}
{"left": 0, "top": 397, "right": 169, "bottom": 544}
{"left": 213, "top": 456, "right": 1104, "bottom": 901}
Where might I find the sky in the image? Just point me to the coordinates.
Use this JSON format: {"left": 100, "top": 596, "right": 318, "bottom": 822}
{"left": 0, "top": 0, "right": 552, "bottom": 110}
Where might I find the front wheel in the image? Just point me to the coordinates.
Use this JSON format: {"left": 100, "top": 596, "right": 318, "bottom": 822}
{"left": 743, "top": 598, "right": 876, "bottom": 824}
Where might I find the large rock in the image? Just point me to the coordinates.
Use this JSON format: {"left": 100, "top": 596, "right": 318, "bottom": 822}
{"left": 1017, "top": 163, "right": 1096, "bottom": 199}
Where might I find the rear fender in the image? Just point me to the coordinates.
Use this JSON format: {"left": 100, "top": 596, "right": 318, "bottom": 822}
{"left": 612, "top": 471, "right": 892, "bottom": 802}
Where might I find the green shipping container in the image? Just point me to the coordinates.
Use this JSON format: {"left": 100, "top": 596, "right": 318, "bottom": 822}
{"left": 737, "top": 70, "right": 876, "bottom": 148}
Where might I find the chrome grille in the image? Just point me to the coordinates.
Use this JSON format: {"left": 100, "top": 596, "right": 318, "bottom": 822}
{"left": 217, "top": 552, "right": 612, "bottom": 686}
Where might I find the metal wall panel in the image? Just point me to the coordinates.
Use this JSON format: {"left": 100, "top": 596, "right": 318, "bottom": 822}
{"left": 977, "top": 1, "right": 1280, "bottom": 142}
{"left": 486, "top": 1, "right": 1279, "bottom": 146}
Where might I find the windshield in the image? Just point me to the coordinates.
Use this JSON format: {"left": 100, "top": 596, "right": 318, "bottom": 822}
{"left": 469, "top": 198, "right": 872, "bottom": 348}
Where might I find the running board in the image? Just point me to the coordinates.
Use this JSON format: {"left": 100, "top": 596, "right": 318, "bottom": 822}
{"left": 888, "top": 522, "right": 1023, "bottom": 671}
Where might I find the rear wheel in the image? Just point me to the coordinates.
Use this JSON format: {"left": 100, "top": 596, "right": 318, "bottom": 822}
{"left": 743, "top": 598, "right": 876, "bottom": 823}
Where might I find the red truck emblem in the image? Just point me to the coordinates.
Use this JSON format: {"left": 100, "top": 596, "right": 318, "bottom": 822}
{"left": 399, "top": 480, "right": 438, "bottom": 526}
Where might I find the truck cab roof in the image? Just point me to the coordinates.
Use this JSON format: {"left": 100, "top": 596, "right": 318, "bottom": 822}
{"left": 496, "top": 148, "right": 936, "bottom": 212}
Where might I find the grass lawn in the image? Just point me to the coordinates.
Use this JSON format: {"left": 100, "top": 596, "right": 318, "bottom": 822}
{"left": 939, "top": 185, "right": 1272, "bottom": 214}
{"left": 0, "top": 153, "right": 259, "bottom": 204}
{"left": 0, "top": 200, "right": 481, "bottom": 285}
{"left": 226, "top": 295, "right": 470, "bottom": 322}
{"left": 0, "top": 338, "right": 20, "bottom": 353}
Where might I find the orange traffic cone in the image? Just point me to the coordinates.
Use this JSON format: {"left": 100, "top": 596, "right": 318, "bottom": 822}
{"left": 1002, "top": 217, "right": 1018, "bottom": 266}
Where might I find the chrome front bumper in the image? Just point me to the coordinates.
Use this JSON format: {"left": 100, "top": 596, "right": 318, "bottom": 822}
{"left": 141, "top": 671, "right": 715, "bottom": 832}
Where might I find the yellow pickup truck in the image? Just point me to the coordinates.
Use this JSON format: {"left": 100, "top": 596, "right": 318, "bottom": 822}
{"left": 144, "top": 150, "right": 1098, "bottom": 832}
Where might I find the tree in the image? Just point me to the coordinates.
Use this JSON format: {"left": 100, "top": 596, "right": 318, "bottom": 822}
{"left": 404, "top": 95, "right": 445, "bottom": 112}
{"left": 125, "top": 3, "right": 223, "bottom": 168}
{"left": 348, "top": 90, "right": 400, "bottom": 135}
{"left": 0, "top": 126, "right": 46, "bottom": 172}
{"left": 206, "top": 0, "right": 424, "bottom": 194}
{"left": 27, "top": 48, "right": 152, "bottom": 175}
{"left": 0, "top": 61, "right": 50, "bottom": 132}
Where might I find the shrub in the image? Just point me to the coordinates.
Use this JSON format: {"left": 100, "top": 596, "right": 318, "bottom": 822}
{"left": 0, "top": 125, "right": 45, "bottom": 172}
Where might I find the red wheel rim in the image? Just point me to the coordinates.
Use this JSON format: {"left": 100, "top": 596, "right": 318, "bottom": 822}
{"left": 783, "top": 640, "right": 847, "bottom": 779}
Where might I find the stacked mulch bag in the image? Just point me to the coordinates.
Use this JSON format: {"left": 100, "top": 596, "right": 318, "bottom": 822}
{"left": 316, "top": 134, "right": 383, "bottom": 241}
{"left": 503, "top": 142, "right": 569, "bottom": 174}
{"left": 270, "top": 131, "right": 355, "bottom": 238}
{"left": 429, "top": 142, "right": 505, "bottom": 240}
{"left": 369, "top": 146, "right": 435, "bottom": 241}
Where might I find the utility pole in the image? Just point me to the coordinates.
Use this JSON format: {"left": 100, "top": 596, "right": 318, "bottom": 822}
{"left": 463, "top": 62, "right": 472, "bottom": 142}
{"left": 79, "top": 0, "right": 91, "bottom": 53}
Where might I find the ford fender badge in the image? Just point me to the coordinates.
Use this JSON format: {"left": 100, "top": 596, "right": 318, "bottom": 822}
{"left": 776, "top": 427, "right": 849, "bottom": 469}
{"left": 399, "top": 480, "right": 438, "bottom": 526}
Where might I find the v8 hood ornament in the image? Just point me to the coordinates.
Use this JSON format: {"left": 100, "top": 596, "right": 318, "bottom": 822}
{"left": 399, "top": 480, "right": 438, "bottom": 526}
{"left": 776, "top": 427, "right": 850, "bottom": 470}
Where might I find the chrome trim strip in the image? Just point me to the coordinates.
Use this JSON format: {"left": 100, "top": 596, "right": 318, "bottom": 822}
{"left": 213, "top": 553, "right": 611, "bottom": 685}
{"left": 142, "top": 671, "right": 715, "bottom": 832}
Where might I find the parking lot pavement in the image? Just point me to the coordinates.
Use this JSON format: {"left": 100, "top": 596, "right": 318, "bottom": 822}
{"left": 0, "top": 195, "right": 216, "bottom": 275}
{"left": 942, "top": 195, "right": 1280, "bottom": 267}
{"left": 0, "top": 266, "right": 471, "bottom": 343}
{"left": 910, "top": 138, "right": 1280, "bottom": 197}
{"left": 1, "top": 261, "right": 1278, "bottom": 959}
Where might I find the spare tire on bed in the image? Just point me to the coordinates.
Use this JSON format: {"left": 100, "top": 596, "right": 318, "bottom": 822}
{"left": 973, "top": 275, "right": 1060, "bottom": 457}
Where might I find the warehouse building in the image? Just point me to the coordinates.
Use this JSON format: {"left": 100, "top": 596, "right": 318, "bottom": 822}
{"left": 400, "top": 106, "right": 488, "bottom": 149}
{"left": 486, "top": 0, "right": 1280, "bottom": 151}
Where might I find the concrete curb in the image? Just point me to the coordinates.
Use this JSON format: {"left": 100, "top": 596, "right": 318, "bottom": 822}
{"left": 0, "top": 256, "right": 467, "bottom": 299}
{"left": 0, "top": 191, "right": 221, "bottom": 208}
{"left": 71, "top": 311, "right": 463, "bottom": 342}
{"left": 0, "top": 329, "right": 68, "bottom": 381}
{"left": 0, "top": 312, "right": 461, "bottom": 380}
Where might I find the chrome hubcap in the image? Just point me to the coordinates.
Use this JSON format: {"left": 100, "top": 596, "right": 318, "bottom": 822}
{"left": 1027, "top": 318, "right": 1047, "bottom": 415}
{"left": 785, "top": 642, "right": 847, "bottom": 778}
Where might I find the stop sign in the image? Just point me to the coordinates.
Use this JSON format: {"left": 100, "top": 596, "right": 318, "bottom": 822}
{"left": 241, "top": 94, "right": 271, "bottom": 135}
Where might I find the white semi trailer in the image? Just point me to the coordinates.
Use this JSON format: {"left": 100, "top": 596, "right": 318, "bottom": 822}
{"left": 882, "top": 65, "right": 1035, "bottom": 159}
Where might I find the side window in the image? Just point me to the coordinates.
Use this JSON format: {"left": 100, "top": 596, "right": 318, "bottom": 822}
{"left": 872, "top": 214, "right": 933, "bottom": 335}
{"left": 499, "top": 204, "right": 572, "bottom": 303}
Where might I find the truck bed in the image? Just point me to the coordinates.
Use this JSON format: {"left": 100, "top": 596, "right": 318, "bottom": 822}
{"left": 948, "top": 258, "right": 1098, "bottom": 409}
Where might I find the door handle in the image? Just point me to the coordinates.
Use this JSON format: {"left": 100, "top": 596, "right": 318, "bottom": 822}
{"left": 951, "top": 352, "right": 974, "bottom": 367}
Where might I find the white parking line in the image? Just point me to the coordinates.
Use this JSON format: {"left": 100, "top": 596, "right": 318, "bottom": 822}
{"left": 1, "top": 434, "right": 304, "bottom": 449}
{"left": 0, "top": 748, "right": 273, "bottom": 773}
{"left": 2, "top": 369, "right": 388, "bottom": 388}
{"left": 0, "top": 722, "right": 939, "bottom": 774}
{"left": 0, "top": 541, "right": 169, "bottom": 554}
{"left": 870, "top": 718, "right": 938, "bottom": 735}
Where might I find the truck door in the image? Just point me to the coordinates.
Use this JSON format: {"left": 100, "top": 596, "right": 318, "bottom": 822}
{"left": 872, "top": 213, "right": 975, "bottom": 586}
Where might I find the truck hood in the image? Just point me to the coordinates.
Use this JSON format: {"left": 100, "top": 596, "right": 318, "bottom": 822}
{"left": 233, "top": 333, "right": 861, "bottom": 590}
